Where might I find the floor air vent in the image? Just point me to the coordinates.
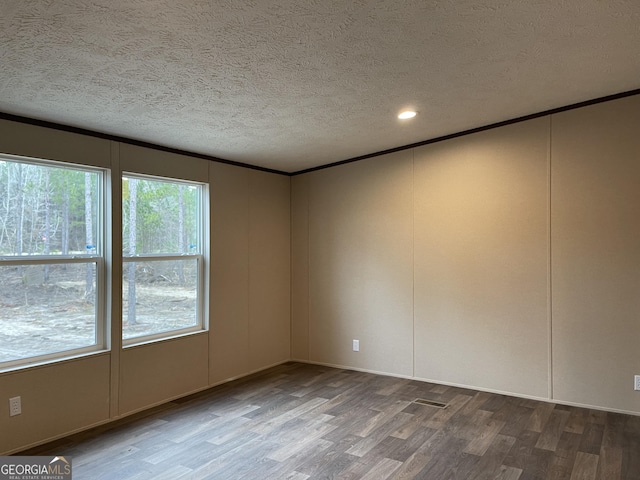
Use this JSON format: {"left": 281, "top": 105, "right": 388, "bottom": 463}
{"left": 413, "top": 398, "right": 448, "bottom": 408}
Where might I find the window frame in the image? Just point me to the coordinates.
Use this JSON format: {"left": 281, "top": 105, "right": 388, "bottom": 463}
{"left": 0, "top": 154, "right": 108, "bottom": 371}
{"left": 121, "top": 172, "right": 207, "bottom": 346}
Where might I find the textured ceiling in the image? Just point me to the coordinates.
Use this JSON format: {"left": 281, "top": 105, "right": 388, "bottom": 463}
{"left": 1, "top": 1, "right": 639, "bottom": 173}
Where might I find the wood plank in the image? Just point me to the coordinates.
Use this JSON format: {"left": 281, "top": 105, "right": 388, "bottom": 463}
{"left": 354, "top": 400, "right": 413, "bottom": 437}
{"left": 465, "top": 417, "right": 507, "bottom": 456}
{"left": 347, "top": 412, "right": 414, "bottom": 457}
{"left": 390, "top": 404, "right": 439, "bottom": 440}
{"left": 579, "top": 423, "right": 605, "bottom": 455}
{"left": 596, "top": 446, "right": 622, "bottom": 480}
{"left": 546, "top": 431, "right": 581, "bottom": 480}
{"left": 466, "top": 434, "right": 516, "bottom": 480}
{"left": 415, "top": 436, "right": 476, "bottom": 479}
{"left": 535, "top": 409, "right": 570, "bottom": 451}
{"left": 493, "top": 465, "right": 523, "bottom": 480}
{"left": 570, "top": 452, "right": 599, "bottom": 480}
{"left": 360, "top": 457, "right": 403, "bottom": 480}
{"left": 250, "top": 396, "right": 329, "bottom": 434}
{"left": 294, "top": 434, "right": 360, "bottom": 477}
{"left": 267, "top": 416, "right": 337, "bottom": 462}
{"left": 565, "top": 408, "right": 588, "bottom": 435}
{"left": 526, "top": 402, "right": 556, "bottom": 433}
{"left": 423, "top": 393, "right": 473, "bottom": 430}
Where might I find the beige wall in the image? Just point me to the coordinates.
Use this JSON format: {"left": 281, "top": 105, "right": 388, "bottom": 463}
{"left": 210, "top": 162, "right": 251, "bottom": 382}
{"left": 291, "top": 175, "right": 310, "bottom": 360}
{"left": 209, "top": 165, "right": 291, "bottom": 384}
{"left": 305, "top": 150, "right": 414, "bottom": 375}
{"left": 413, "top": 118, "right": 550, "bottom": 397}
{"left": 0, "top": 119, "right": 111, "bottom": 168}
{"left": 119, "top": 334, "right": 209, "bottom": 415}
{"left": 247, "top": 170, "right": 291, "bottom": 370}
{"left": 292, "top": 94, "right": 640, "bottom": 414}
{"left": 0, "top": 120, "right": 292, "bottom": 454}
{"left": 0, "top": 355, "right": 111, "bottom": 454}
{"left": 551, "top": 95, "right": 640, "bottom": 413}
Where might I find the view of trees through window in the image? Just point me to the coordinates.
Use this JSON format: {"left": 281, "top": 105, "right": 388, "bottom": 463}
{"left": 0, "top": 160, "right": 99, "bottom": 257}
{"left": 0, "top": 158, "right": 101, "bottom": 365}
{"left": 0, "top": 158, "right": 206, "bottom": 367}
{"left": 122, "top": 175, "right": 203, "bottom": 341}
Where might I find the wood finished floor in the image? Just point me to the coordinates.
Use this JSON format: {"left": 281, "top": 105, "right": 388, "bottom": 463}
{"left": 20, "top": 362, "right": 640, "bottom": 479}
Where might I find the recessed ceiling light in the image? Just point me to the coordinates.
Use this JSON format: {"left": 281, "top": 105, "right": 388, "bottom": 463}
{"left": 398, "top": 110, "right": 417, "bottom": 119}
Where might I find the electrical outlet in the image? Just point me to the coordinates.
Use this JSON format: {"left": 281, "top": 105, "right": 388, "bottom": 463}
{"left": 635, "top": 375, "right": 640, "bottom": 391}
{"left": 353, "top": 339, "right": 360, "bottom": 352}
{"left": 9, "top": 396, "right": 21, "bottom": 416}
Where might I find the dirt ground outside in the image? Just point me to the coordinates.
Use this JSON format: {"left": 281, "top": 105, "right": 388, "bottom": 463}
{"left": 0, "top": 263, "right": 197, "bottom": 363}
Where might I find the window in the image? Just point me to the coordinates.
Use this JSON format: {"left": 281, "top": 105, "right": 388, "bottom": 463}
{"left": 122, "top": 174, "right": 206, "bottom": 344}
{"left": 0, "top": 155, "right": 106, "bottom": 369}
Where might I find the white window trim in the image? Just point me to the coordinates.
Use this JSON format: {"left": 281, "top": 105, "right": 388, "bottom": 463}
{"left": 121, "top": 173, "right": 208, "bottom": 347}
{"left": 0, "top": 156, "right": 108, "bottom": 371}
